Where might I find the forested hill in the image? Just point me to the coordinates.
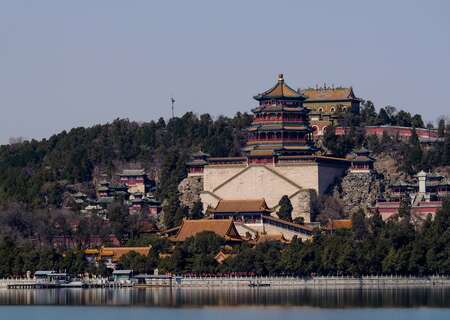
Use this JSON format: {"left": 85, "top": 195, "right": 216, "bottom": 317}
{"left": 0, "top": 103, "right": 449, "bottom": 210}
{"left": 0, "top": 112, "right": 252, "bottom": 208}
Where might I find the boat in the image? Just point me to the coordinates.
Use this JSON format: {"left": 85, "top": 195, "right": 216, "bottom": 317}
{"left": 248, "top": 282, "right": 271, "bottom": 288}
{"left": 59, "top": 281, "right": 86, "bottom": 288}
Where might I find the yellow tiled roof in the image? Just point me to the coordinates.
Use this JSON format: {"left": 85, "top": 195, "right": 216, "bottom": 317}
{"left": 255, "top": 74, "right": 303, "bottom": 100}
{"left": 302, "top": 87, "right": 357, "bottom": 101}
{"left": 84, "top": 249, "right": 99, "bottom": 255}
{"left": 325, "top": 219, "right": 353, "bottom": 230}
{"left": 99, "top": 246, "right": 151, "bottom": 262}
{"left": 173, "top": 219, "right": 241, "bottom": 242}
{"left": 213, "top": 199, "right": 270, "bottom": 213}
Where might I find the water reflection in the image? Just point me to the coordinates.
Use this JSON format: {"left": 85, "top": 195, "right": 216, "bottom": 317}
{"left": 1, "top": 287, "right": 450, "bottom": 308}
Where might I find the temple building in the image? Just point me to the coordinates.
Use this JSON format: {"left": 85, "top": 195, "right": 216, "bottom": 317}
{"left": 119, "top": 169, "right": 150, "bottom": 194}
{"left": 301, "top": 86, "right": 361, "bottom": 136}
{"left": 347, "top": 147, "right": 375, "bottom": 174}
{"left": 170, "top": 219, "right": 242, "bottom": 244}
{"left": 372, "top": 170, "right": 450, "bottom": 221}
{"left": 208, "top": 199, "right": 314, "bottom": 241}
{"left": 188, "top": 74, "right": 349, "bottom": 222}
{"left": 245, "top": 74, "right": 316, "bottom": 158}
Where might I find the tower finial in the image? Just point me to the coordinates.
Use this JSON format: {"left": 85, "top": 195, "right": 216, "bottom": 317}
{"left": 278, "top": 74, "right": 284, "bottom": 82}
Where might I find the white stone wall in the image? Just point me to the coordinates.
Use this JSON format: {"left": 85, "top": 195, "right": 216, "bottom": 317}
{"left": 211, "top": 166, "right": 299, "bottom": 209}
{"left": 202, "top": 166, "right": 245, "bottom": 191}
{"left": 200, "top": 161, "right": 346, "bottom": 222}
{"left": 273, "top": 165, "right": 320, "bottom": 191}
{"left": 199, "top": 192, "right": 220, "bottom": 212}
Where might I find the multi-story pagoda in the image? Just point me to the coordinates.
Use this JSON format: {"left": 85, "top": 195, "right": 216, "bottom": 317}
{"left": 186, "top": 74, "right": 349, "bottom": 223}
{"left": 244, "top": 74, "right": 316, "bottom": 158}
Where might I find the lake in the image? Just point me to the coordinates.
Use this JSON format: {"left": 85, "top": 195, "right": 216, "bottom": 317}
{"left": 1, "top": 288, "right": 450, "bottom": 319}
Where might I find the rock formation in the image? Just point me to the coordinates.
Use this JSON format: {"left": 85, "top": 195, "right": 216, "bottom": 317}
{"left": 333, "top": 171, "right": 383, "bottom": 214}
{"left": 178, "top": 176, "right": 203, "bottom": 209}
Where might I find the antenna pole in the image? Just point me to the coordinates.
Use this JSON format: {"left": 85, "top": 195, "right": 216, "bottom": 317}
{"left": 170, "top": 97, "right": 175, "bottom": 118}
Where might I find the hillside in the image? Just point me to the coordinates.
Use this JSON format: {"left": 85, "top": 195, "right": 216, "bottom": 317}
{"left": 0, "top": 112, "right": 253, "bottom": 208}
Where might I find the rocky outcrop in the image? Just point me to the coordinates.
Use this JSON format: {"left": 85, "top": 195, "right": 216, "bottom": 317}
{"left": 178, "top": 176, "right": 203, "bottom": 209}
{"left": 292, "top": 189, "right": 317, "bottom": 223}
{"left": 333, "top": 171, "right": 383, "bottom": 214}
{"left": 373, "top": 153, "right": 408, "bottom": 185}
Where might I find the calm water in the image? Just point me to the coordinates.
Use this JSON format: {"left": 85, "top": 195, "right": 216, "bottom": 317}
{"left": 1, "top": 288, "right": 450, "bottom": 319}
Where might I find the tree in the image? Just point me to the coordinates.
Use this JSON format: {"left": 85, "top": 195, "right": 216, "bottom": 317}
{"left": 118, "top": 252, "right": 148, "bottom": 274}
{"left": 352, "top": 209, "right": 368, "bottom": 241}
{"left": 173, "top": 206, "right": 189, "bottom": 227}
{"left": 377, "top": 108, "right": 391, "bottom": 125}
{"left": 277, "top": 196, "right": 293, "bottom": 222}
{"left": 411, "top": 114, "right": 425, "bottom": 128}
{"left": 106, "top": 201, "right": 129, "bottom": 241}
{"left": 438, "top": 118, "right": 446, "bottom": 137}
{"left": 162, "top": 193, "right": 181, "bottom": 229}
{"left": 190, "top": 200, "right": 204, "bottom": 219}
{"left": 400, "top": 127, "right": 423, "bottom": 174}
{"left": 360, "top": 100, "right": 378, "bottom": 125}
{"left": 316, "top": 196, "right": 344, "bottom": 223}
{"left": 394, "top": 110, "right": 412, "bottom": 127}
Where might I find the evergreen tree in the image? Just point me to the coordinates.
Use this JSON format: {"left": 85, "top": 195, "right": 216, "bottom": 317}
{"left": 277, "top": 195, "right": 293, "bottom": 222}
{"left": 401, "top": 127, "right": 423, "bottom": 174}
{"left": 352, "top": 209, "right": 368, "bottom": 241}
{"left": 162, "top": 193, "right": 180, "bottom": 229}
{"left": 190, "top": 200, "right": 204, "bottom": 219}
{"left": 377, "top": 108, "right": 391, "bottom": 125}
{"left": 411, "top": 114, "right": 425, "bottom": 128}
{"left": 173, "top": 206, "right": 189, "bottom": 227}
{"left": 438, "top": 118, "right": 446, "bottom": 137}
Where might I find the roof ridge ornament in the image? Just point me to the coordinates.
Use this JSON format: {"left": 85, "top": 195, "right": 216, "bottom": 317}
{"left": 278, "top": 74, "right": 284, "bottom": 82}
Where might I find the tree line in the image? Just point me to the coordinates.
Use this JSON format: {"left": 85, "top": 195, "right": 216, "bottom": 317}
{"left": 0, "top": 112, "right": 252, "bottom": 208}
{"left": 1, "top": 199, "right": 450, "bottom": 277}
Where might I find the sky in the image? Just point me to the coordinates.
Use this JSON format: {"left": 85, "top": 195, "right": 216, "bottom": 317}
{"left": 0, "top": 0, "right": 449, "bottom": 144}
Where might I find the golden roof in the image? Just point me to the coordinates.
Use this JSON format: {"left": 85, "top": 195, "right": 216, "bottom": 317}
{"left": 84, "top": 249, "right": 99, "bottom": 255}
{"left": 98, "top": 246, "right": 151, "bottom": 262}
{"left": 254, "top": 233, "right": 291, "bottom": 244}
{"left": 302, "top": 87, "right": 357, "bottom": 101}
{"left": 324, "top": 219, "right": 353, "bottom": 230}
{"left": 254, "top": 74, "right": 304, "bottom": 100}
{"left": 173, "top": 219, "right": 242, "bottom": 242}
{"left": 213, "top": 199, "right": 270, "bottom": 213}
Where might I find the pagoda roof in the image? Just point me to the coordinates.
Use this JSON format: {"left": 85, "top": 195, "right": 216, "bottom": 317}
{"left": 96, "top": 196, "right": 115, "bottom": 204}
{"left": 212, "top": 199, "right": 271, "bottom": 213}
{"left": 247, "top": 124, "right": 311, "bottom": 131}
{"left": 192, "top": 150, "right": 210, "bottom": 158}
{"left": 353, "top": 147, "right": 370, "bottom": 155}
{"left": 187, "top": 159, "right": 208, "bottom": 166}
{"left": 119, "top": 169, "right": 146, "bottom": 177}
{"left": 73, "top": 192, "right": 87, "bottom": 198}
{"left": 352, "top": 155, "right": 374, "bottom": 162}
{"left": 390, "top": 180, "right": 415, "bottom": 188}
{"left": 254, "top": 74, "right": 305, "bottom": 101}
{"left": 252, "top": 105, "right": 308, "bottom": 113}
{"left": 248, "top": 150, "right": 276, "bottom": 157}
{"left": 172, "top": 218, "right": 242, "bottom": 242}
{"left": 302, "top": 86, "right": 359, "bottom": 102}
{"left": 109, "top": 183, "right": 128, "bottom": 190}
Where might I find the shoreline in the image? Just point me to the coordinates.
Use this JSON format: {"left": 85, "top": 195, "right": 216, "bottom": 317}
{"left": 3, "top": 276, "right": 450, "bottom": 289}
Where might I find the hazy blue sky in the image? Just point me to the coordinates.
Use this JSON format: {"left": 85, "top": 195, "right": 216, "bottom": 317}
{"left": 1, "top": 0, "right": 449, "bottom": 144}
